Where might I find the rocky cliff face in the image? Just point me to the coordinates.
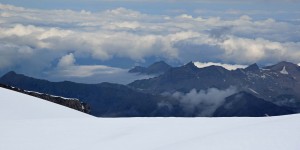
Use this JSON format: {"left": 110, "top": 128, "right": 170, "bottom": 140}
{"left": 0, "top": 83, "right": 90, "bottom": 114}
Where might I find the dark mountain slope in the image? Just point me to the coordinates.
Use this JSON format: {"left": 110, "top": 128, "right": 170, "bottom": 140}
{"left": 213, "top": 92, "right": 294, "bottom": 117}
{"left": 0, "top": 71, "right": 178, "bottom": 117}
{"left": 129, "top": 62, "right": 242, "bottom": 93}
{"left": 129, "top": 61, "right": 300, "bottom": 111}
{"left": 2, "top": 61, "right": 300, "bottom": 117}
{"left": 129, "top": 61, "right": 171, "bottom": 75}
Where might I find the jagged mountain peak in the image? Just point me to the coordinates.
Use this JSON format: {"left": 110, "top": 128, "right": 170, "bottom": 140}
{"left": 149, "top": 61, "right": 169, "bottom": 67}
{"left": 129, "top": 61, "right": 171, "bottom": 75}
{"left": 245, "top": 63, "right": 260, "bottom": 72}
{"left": 6, "top": 71, "right": 17, "bottom": 75}
{"left": 202, "top": 65, "right": 227, "bottom": 71}
{"left": 2, "top": 71, "right": 17, "bottom": 78}
{"left": 147, "top": 61, "right": 171, "bottom": 72}
{"left": 184, "top": 61, "right": 198, "bottom": 68}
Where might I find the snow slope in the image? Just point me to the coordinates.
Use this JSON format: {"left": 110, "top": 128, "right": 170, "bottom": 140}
{"left": 1, "top": 87, "right": 300, "bottom": 150}
{"left": 0, "top": 88, "right": 91, "bottom": 119}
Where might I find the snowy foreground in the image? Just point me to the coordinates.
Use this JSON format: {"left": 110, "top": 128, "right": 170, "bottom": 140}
{"left": 1, "top": 88, "right": 300, "bottom": 150}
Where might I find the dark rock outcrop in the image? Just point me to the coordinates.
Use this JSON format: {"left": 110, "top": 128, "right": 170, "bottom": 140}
{"left": 0, "top": 83, "right": 90, "bottom": 113}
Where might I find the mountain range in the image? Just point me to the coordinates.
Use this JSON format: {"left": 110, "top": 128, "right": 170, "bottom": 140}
{"left": 0, "top": 71, "right": 181, "bottom": 117}
{"left": 1, "top": 61, "right": 299, "bottom": 117}
{"left": 129, "top": 61, "right": 300, "bottom": 112}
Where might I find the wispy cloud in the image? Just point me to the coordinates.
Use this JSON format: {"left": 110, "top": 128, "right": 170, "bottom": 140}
{"left": 164, "top": 87, "right": 237, "bottom": 116}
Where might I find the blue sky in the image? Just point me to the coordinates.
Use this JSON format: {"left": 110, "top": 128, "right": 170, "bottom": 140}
{"left": 1, "top": 0, "right": 300, "bottom": 19}
{"left": 0, "top": 0, "right": 300, "bottom": 83}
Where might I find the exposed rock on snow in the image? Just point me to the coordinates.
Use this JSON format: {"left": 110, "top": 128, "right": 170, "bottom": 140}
{"left": 280, "top": 66, "right": 289, "bottom": 75}
{"left": 0, "top": 83, "right": 90, "bottom": 113}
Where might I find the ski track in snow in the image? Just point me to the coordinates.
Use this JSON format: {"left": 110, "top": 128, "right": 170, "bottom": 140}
{"left": 1, "top": 87, "right": 300, "bottom": 150}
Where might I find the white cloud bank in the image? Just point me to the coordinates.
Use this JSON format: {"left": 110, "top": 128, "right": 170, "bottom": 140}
{"left": 48, "top": 53, "right": 154, "bottom": 84}
{"left": 0, "top": 3, "right": 300, "bottom": 81}
{"left": 193, "top": 62, "right": 247, "bottom": 70}
{"left": 169, "top": 87, "right": 237, "bottom": 116}
{"left": 55, "top": 53, "right": 125, "bottom": 77}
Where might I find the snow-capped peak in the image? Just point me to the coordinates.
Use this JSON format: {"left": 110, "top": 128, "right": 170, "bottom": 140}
{"left": 280, "top": 66, "right": 289, "bottom": 75}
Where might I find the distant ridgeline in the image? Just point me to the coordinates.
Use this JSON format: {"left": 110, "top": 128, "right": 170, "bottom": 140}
{"left": 0, "top": 83, "right": 90, "bottom": 114}
{"left": 129, "top": 61, "right": 171, "bottom": 75}
{"left": 1, "top": 61, "right": 300, "bottom": 117}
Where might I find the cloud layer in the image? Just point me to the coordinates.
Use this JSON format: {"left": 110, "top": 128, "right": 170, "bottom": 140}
{"left": 0, "top": 3, "right": 300, "bottom": 82}
{"left": 167, "top": 87, "right": 237, "bottom": 116}
{"left": 48, "top": 53, "right": 154, "bottom": 84}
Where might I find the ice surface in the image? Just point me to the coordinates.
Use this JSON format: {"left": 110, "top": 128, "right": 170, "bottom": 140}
{"left": 1, "top": 87, "right": 300, "bottom": 150}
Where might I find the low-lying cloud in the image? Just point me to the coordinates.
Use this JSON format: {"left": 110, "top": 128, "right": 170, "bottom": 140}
{"left": 167, "top": 87, "right": 237, "bottom": 116}
{"left": 193, "top": 62, "right": 247, "bottom": 70}
{"left": 47, "top": 53, "right": 155, "bottom": 84}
